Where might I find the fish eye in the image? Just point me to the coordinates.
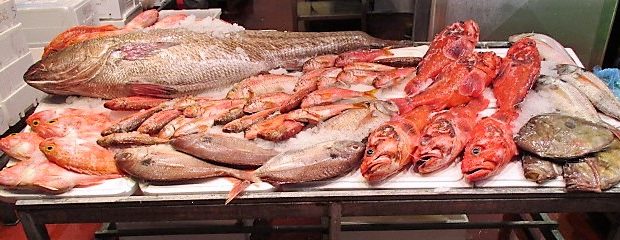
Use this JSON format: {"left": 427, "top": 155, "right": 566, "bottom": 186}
{"left": 366, "top": 149, "right": 374, "bottom": 156}
{"left": 471, "top": 146, "right": 481, "bottom": 155}
{"left": 32, "top": 120, "right": 39, "bottom": 126}
{"left": 45, "top": 145, "right": 54, "bottom": 152}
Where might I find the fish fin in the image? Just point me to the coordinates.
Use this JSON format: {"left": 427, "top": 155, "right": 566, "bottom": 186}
{"left": 130, "top": 83, "right": 178, "bottom": 98}
{"left": 381, "top": 47, "right": 394, "bottom": 56}
{"left": 119, "top": 42, "right": 179, "bottom": 61}
{"left": 364, "top": 89, "right": 378, "bottom": 98}
{"left": 459, "top": 75, "right": 485, "bottom": 97}
{"left": 226, "top": 179, "right": 251, "bottom": 205}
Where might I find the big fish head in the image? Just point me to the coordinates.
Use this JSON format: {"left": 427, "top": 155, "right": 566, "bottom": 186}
{"left": 506, "top": 38, "right": 539, "bottom": 65}
{"left": 24, "top": 38, "right": 118, "bottom": 95}
{"left": 461, "top": 117, "right": 517, "bottom": 182}
{"left": 440, "top": 20, "right": 480, "bottom": 59}
{"left": 39, "top": 137, "right": 75, "bottom": 163}
{"left": 0, "top": 133, "right": 44, "bottom": 161}
{"left": 360, "top": 123, "right": 413, "bottom": 182}
{"left": 413, "top": 115, "right": 460, "bottom": 173}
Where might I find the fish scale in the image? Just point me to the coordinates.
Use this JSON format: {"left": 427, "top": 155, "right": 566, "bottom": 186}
{"left": 25, "top": 29, "right": 409, "bottom": 99}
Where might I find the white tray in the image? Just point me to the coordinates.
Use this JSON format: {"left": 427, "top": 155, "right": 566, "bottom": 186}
{"left": 140, "top": 179, "right": 274, "bottom": 196}
{"left": 0, "top": 176, "right": 137, "bottom": 203}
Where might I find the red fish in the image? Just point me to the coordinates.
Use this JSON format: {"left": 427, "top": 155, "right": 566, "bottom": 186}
{"left": 413, "top": 98, "right": 488, "bottom": 174}
{"left": 336, "top": 69, "right": 383, "bottom": 85}
{"left": 0, "top": 133, "right": 44, "bottom": 161}
{"left": 372, "top": 67, "right": 416, "bottom": 89}
{"left": 360, "top": 106, "right": 432, "bottom": 182}
{"left": 26, "top": 108, "right": 105, "bottom": 128}
{"left": 394, "top": 52, "right": 500, "bottom": 114}
{"left": 302, "top": 54, "right": 338, "bottom": 72}
{"left": 301, "top": 87, "right": 376, "bottom": 108}
{"left": 492, "top": 38, "right": 541, "bottom": 111}
{"left": 335, "top": 48, "right": 393, "bottom": 67}
{"left": 244, "top": 92, "right": 291, "bottom": 113}
{"left": 245, "top": 114, "right": 305, "bottom": 141}
{"left": 137, "top": 109, "right": 183, "bottom": 134}
{"left": 460, "top": 112, "right": 518, "bottom": 182}
{"left": 343, "top": 62, "right": 396, "bottom": 72}
{"left": 104, "top": 96, "right": 167, "bottom": 111}
{"left": 460, "top": 38, "right": 540, "bottom": 182}
{"left": 40, "top": 136, "right": 122, "bottom": 176}
{"left": 32, "top": 115, "right": 113, "bottom": 138}
{"left": 404, "top": 20, "right": 480, "bottom": 95}
{"left": 0, "top": 154, "right": 113, "bottom": 193}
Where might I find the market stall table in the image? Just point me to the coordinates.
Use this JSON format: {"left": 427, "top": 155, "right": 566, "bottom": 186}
{"left": 14, "top": 187, "right": 620, "bottom": 240}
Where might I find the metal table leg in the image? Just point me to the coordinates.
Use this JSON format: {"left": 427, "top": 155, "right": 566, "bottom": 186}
{"left": 1, "top": 202, "right": 18, "bottom": 226}
{"left": 608, "top": 213, "right": 620, "bottom": 240}
{"left": 328, "top": 203, "right": 341, "bottom": 240}
{"left": 17, "top": 211, "right": 49, "bottom": 240}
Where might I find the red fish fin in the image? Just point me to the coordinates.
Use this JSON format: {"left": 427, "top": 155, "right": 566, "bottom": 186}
{"left": 458, "top": 74, "right": 485, "bottom": 97}
{"left": 465, "top": 97, "right": 490, "bottom": 112}
{"left": 130, "top": 83, "right": 178, "bottom": 98}
{"left": 491, "top": 110, "right": 518, "bottom": 123}
{"left": 364, "top": 89, "right": 378, "bottom": 98}
{"left": 119, "top": 42, "right": 179, "bottom": 60}
{"left": 226, "top": 179, "right": 251, "bottom": 205}
{"left": 390, "top": 97, "right": 415, "bottom": 114}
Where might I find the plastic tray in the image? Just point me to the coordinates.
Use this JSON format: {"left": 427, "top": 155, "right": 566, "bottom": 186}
{"left": 0, "top": 23, "right": 28, "bottom": 70}
{"left": 0, "top": 0, "right": 16, "bottom": 33}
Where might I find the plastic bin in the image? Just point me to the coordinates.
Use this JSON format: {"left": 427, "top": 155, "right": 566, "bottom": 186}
{"left": 98, "top": 3, "right": 141, "bottom": 27}
{"left": 0, "top": 23, "right": 28, "bottom": 70}
{"left": 15, "top": 0, "right": 99, "bottom": 47}
{"left": 93, "top": 0, "right": 135, "bottom": 19}
{"left": 0, "top": 0, "right": 16, "bottom": 33}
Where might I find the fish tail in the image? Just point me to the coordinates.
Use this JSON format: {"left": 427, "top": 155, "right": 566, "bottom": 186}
{"left": 226, "top": 179, "right": 251, "bottom": 205}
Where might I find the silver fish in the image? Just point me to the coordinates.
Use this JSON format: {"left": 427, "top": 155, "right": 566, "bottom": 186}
{"left": 509, "top": 33, "right": 576, "bottom": 65}
{"left": 254, "top": 140, "right": 364, "bottom": 184}
{"left": 534, "top": 75, "right": 601, "bottom": 123}
{"left": 557, "top": 64, "right": 620, "bottom": 121}
{"left": 169, "top": 133, "right": 278, "bottom": 167}
{"left": 25, "top": 29, "right": 409, "bottom": 99}
{"left": 114, "top": 145, "right": 258, "bottom": 182}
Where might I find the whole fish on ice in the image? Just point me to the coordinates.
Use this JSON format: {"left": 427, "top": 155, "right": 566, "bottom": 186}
{"left": 24, "top": 29, "right": 409, "bottom": 99}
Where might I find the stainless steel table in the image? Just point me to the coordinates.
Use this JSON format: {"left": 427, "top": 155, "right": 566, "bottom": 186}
{"left": 14, "top": 187, "right": 620, "bottom": 240}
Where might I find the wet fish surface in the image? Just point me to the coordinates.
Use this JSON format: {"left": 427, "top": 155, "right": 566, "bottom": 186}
{"left": 563, "top": 139, "right": 620, "bottom": 192}
{"left": 515, "top": 114, "right": 614, "bottom": 159}
{"left": 255, "top": 140, "right": 364, "bottom": 184}
{"left": 25, "top": 29, "right": 409, "bottom": 99}
{"left": 170, "top": 133, "right": 278, "bottom": 167}
{"left": 533, "top": 75, "right": 601, "bottom": 123}
{"left": 115, "top": 145, "right": 257, "bottom": 182}
{"left": 521, "top": 154, "right": 562, "bottom": 184}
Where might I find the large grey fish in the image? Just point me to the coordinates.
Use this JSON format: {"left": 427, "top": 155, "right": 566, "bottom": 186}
{"left": 24, "top": 29, "right": 409, "bottom": 99}
{"left": 521, "top": 154, "right": 562, "bottom": 184}
{"left": 534, "top": 75, "right": 601, "bottom": 123}
{"left": 169, "top": 133, "right": 278, "bottom": 167}
{"left": 563, "top": 140, "right": 620, "bottom": 192}
{"left": 557, "top": 64, "right": 620, "bottom": 121}
{"left": 515, "top": 114, "right": 614, "bottom": 159}
{"left": 114, "top": 145, "right": 258, "bottom": 182}
{"left": 254, "top": 140, "right": 364, "bottom": 185}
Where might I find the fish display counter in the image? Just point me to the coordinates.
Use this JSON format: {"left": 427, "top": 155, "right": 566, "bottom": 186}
{"left": 3, "top": 10, "right": 620, "bottom": 240}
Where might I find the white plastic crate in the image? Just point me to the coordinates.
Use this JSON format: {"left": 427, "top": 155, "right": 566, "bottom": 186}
{"left": 159, "top": 8, "right": 222, "bottom": 19}
{"left": 98, "top": 2, "right": 140, "bottom": 27}
{"left": 0, "top": 0, "right": 16, "bottom": 33}
{"left": 94, "top": 0, "right": 135, "bottom": 19}
{"left": 3, "top": 82, "right": 44, "bottom": 125}
{"left": 0, "top": 52, "right": 32, "bottom": 101}
{"left": 0, "top": 23, "right": 28, "bottom": 70}
{"left": 15, "top": 0, "right": 99, "bottom": 47}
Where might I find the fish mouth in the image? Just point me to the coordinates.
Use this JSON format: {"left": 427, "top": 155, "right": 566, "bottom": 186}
{"left": 414, "top": 150, "right": 444, "bottom": 173}
{"left": 361, "top": 154, "right": 397, "bottom": 182}
{"left": 462, "top": 161, "right": 498, "bottom": 182}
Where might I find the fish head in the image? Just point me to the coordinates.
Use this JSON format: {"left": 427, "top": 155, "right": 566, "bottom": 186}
{"left": 24, "top": 37, "right": 118, "bottom": 95}
{"left": 413, "top": 117, "right": 459, "bottom": 173}
{"left": 32, "top": 117, "right": 70, "bottom": 138}
{"left": 329, "top": 140, "right": 365, "bottom": 161}
{"left": 0, "top": 133, "right": 44, "bottom": 160}
{"left": 360, "top": 124, "right": 412, "bottom": 182}
{"left": 26, "top": 110, "right": 58, "bottom": 128}
{"left": 506, "top": 38, "right": 540, "bottom": 65}
{"left": 461, "top": 118, "right": 517, "bottom": 182}
{"left": 439, "top": 20, "right": 480, "bottom": 60}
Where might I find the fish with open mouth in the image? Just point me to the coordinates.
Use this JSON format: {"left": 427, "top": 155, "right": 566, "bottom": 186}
{"left": 25, "top": 29, "right": 409, "bottom": 99}
{"left": 413, "top": 98, "right": 488, "bottom": 174}
{"left": 360, "top": 106, "right": 432, "bottom": 182}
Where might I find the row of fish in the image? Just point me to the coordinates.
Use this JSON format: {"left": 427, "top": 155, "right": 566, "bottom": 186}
{"left": 0, "top": 109, "right": 123, "bottom": 193}
{"left": 360, "top": 20, "right": 542, "bottom": 184}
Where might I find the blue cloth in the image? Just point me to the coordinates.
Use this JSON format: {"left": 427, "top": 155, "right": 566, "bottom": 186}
{"left": 594, "top": 66, "right": 620, "bottom": 100}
